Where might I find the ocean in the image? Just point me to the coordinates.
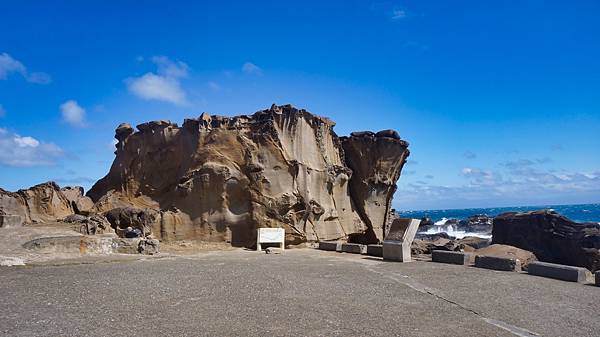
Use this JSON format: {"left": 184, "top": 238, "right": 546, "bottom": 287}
{"left": 398, "top": 203, "right": 600, "bottom": 239}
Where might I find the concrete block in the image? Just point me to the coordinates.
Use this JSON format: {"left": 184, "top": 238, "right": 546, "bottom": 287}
{"left": 385, "top": 218, "right": 420, "bottom": 243}
{"left": 527, "top": 261, "right": 587, "bottom": 283}
{"left": 383, "top": 240, "right": 411, "bottom": 262}
{"left": 432, "top": 250, "right": 471, "bottom": 265}
{"left": 341, "top": 243, "right": 367, "bottom": 254}
{"left": 475, "top": 255, "right": 521, "bottom": 272}
{"left": 382, "top": 218, "right": 420, "bottom": 262}
{"left": 366, "top": 244, "right": 383, "bottom": 257}
{"left": 596, "top": 271, "right": 599, "bottom": 287}
{"left": 0, "top": 215, "right": 23, "bottom": 228}
{"left": 318, "top": 241, "right": 341, "bottom": 252}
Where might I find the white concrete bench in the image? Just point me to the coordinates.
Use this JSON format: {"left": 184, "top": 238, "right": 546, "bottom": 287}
{"left": 256, "top": 228, "right": 285, "bottom": 251}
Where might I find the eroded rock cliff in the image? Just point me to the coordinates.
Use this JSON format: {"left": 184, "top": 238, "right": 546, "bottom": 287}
{"left": 0, "top": 182, "right": 74, "bottom": 223}
{"left": 87, "top": 104, "right": 410, "bottom": 247}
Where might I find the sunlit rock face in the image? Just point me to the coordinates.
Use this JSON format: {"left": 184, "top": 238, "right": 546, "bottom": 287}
{"left": 88, "top": 104, "right": 410, "bottom": 247}
{"left": 0, "top": 182, "right": 74, "bottom": 223}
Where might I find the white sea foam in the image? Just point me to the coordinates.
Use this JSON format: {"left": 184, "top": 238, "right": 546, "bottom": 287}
{"left": 419, "top": 217, "right": 492, "bottom": 239}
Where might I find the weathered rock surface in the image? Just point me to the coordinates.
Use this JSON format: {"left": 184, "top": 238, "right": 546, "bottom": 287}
{"left": 475, "top": 244, "right": 537, "bottom": 270}
{"left": 61, "top": 186, "right": 95, "bottom": 215}
{"left": 63, "top": 214, "right": 114, "bottom": 235}
{"left": 104, "top": 207, "right": 159, "bottom": 237}
{"left": 492, "top": 210, "right": 600, "bottom": 272}
{"left": 341, "top": 132, "right": 409, "bottom": 242}
{"left": 88, "top": 104, "right": 410, "bottom": 247}
{"left": 0, "top": 182, "right": 74, "bottom": 223}
{"left": 458, "top": 236, "right": 491, "bottom": 250}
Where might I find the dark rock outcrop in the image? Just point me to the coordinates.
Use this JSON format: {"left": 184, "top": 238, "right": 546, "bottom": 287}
{"left": 88, "top": 104, "right": 410, "bottom": 247}
{"left": 492, "top": 210, "right": 600, "bottom": 272}
{"left": 458, "top": 214, "right": 493, "bottom": 234}
{"left": 104, "top": 207, "right": 159, "bottom": 238}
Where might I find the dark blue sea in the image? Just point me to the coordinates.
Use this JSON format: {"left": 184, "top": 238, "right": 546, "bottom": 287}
{"left": 398, "top": 203, "right": 600, "bottom": 224}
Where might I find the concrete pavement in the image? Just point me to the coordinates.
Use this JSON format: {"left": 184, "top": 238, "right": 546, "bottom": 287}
{"left": 1, "top": 249, "right": 598, "bottom": 336}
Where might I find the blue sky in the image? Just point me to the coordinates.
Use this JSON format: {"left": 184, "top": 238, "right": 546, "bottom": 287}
{"left": 1, "top": 0, "right": 599, "bottom": 210}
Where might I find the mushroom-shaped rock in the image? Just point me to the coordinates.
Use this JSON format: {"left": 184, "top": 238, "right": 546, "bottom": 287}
{"left": 375, "top": 129, "right": 400, "bottom": 140}
{"left": 115, "top": 123, "right": 134, "bottom": 142}
{"left": 350, "top": 131, "right": 375, "bottom": 138}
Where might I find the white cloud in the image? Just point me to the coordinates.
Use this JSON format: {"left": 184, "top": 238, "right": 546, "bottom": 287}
{"left": 126, "top": 56, "right": 189, "bottom": 106}
{"left": 0, "top": 53, "right": 51, "bottom": 84}
{"left": 60, "top": 100, "right": 86, "bottom": 127}
{"left": 152, "top": 56, "right": 189, "bottom": 78}
{"left": 242, "top": 62, "right": 262, "bottom": 75}
{"left": 395, "top": 162, "right": 600, "bottom": 210}
{"left": 391, "top": 9, "right": 407, "bottom": 20}
{"left": 0, "top": 128, "right": 64, "bottom": 167}
{"left": 14, "top": 135, "right": 40, "bottom": 148}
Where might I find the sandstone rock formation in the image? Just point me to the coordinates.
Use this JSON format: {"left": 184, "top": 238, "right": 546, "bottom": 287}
{"left": 61, "top": 186, "right": 95, "bottom": 215}
{"left": 88, "top": 104, "right": 410, "bottom": 247}
{"left": 0, "top": 182, "right": 74, "bottom": 223}
{"left": 492, "top": 210, "right": 600, "bottom": 272}
{"left": 341, "top": 130, "right": 408, "bottom": 242}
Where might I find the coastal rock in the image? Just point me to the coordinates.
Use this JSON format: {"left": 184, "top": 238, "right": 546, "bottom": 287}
{"left": 458, "top": 214, "right": 493, "bottom": 234}
{"left": 88, "top": 104, "right": 410, "bottom": 247}
{"left": 418, "top": 217, "right": 434, "bottom": 232}
{"left": 0, "top": 182, "right": 74, "bottom": 223}
{"left": 411, "top": 237, "right": 462, "bottom": 254}
{"left": 492, "top": 210, "right": 600, "bottom": 272}
{"left": 475, "top": 244, "right": 537, "bottom": 270}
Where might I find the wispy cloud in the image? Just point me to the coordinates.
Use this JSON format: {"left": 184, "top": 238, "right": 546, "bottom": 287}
{"left": 0, "top": 128, "right": 64, "bottom": 167}
{"left": 396, "top": 161, "right": 600, "bottom": 209}
{"left": 126, "top": 56, "right": 189, "bottom": 105}
{"left": 207, "top": 81, "right": 221, "bottom": 91}
{"left": 60, "top": 100, "right": 86, "bottom": 127}
{"left": 391, "top": 9, "right": 407, "bottom": 20}
{"left": 0, "top": 52, "right": 51, "bottom": 84}
{"left": 242, "top": 62, "right": 262, "bottom": 75}
{"left": 0, "top": 104, "right": 5, "bottom": 117}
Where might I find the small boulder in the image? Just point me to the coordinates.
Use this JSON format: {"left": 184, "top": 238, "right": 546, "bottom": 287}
{"left": 138, "top": 238, "right": 160, "bottom": 255}
{"left": 475, "top": 244, "right": 537, "bottom": 270}
{"left": 104, "top": 207, "right": 159, "bottom": 237}
{"left": 458, "top": 236, "right": 491, "bottom": 249}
